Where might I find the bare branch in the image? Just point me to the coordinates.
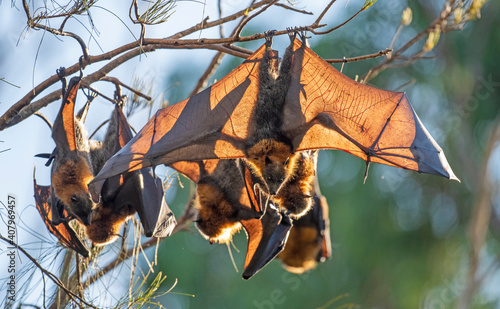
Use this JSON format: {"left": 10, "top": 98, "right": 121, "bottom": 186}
{"left": 101, "top": 76, "right": 152, "bottom": 101}
{"left": 234, "top": 0, "right": 278, "bottom": 38}
{"left": 310, "top": 4, "right": 365, "bottom": 35}
{"left": 325, "top": 48, "right": 392, "bottom": 63}
{"left": 22, "top": 0, "right": 90, "bottom": 61}
{"left": 312, "top": 0, "right": 338, "bottom": 27}
{"left": 274, "top": 2, "right": 313, "bottom": 15}
{"left": 168, "top": 0, "right": 275, "bottom": 40}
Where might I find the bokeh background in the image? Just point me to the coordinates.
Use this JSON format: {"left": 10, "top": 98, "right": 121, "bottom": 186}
{"left": 0, "top": 0, "right": 499, "bottom": 308}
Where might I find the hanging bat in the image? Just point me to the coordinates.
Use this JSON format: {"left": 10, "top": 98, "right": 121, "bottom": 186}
{"left": 170, "top": 158, "right": 291, "bottom": 279}
{"left": 91, "top": 28, "right": 459, "bottom": 217}
{"left": 86, "top": 103, "right": 176, "bottom": 245}
{"left": 34, "top": 76, "right": 175, "bottom": 253}
{"left": 47, "top": 74, "right": 95, "bottom": 226}
{"left": 277, "top": 180, "right": 332, "bottom": 274}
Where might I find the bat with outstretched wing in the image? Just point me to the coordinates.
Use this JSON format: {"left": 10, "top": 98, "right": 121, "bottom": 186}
{"left": 171, "top": 159, "right": 291, "bottom": 279}
{"left": 34, "top": 77, "right": 175, "bottom": 253}
{"left": 91, "top": 28, "right": 458, "bottom": 223}
{"left": 87, "top": 103, "right": 176, "bottom": 245}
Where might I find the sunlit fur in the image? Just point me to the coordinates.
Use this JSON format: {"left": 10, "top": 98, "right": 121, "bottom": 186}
{"left": 272, "top": 151, "right": 316, "bottom": 218}
{"left": 85, "top": 203, "right": 134, "bottom": 245}
{"left": 277, "top": 226, "right": 321, "bottom": 274}
{"left": 245, "top": 139, "right": 298, "bottom": 195}
{"left": 51, "top": 156, "right": 94, "bottom": 224}
{"left": 194, "top": 160, "right": 260, "bottom": 244}
{"left": 195, "top": 183, "right": 242, "bottom": 244}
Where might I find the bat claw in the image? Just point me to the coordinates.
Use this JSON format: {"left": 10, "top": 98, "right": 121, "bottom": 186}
{"left": 298, "top": 27, "right": 310, "bottom": 42}
{"left": 56, "top": 67, "right": 67, "bottom": 96}
{"left": 78, "top": 56, "right": 85, "bottom": 78}
{"left": 264, "top": 30, "right": 276, "bottom": 47}
{"left": 286, "top": 27, "right": 297, "bottom": 42}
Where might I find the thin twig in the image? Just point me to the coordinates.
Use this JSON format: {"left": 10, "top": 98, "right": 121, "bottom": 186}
{"left": 275, "top": 2, "right": 313, "bottom": 15}
{"left": 81, "top": 199, "right": 196, "bottom": 287}
{"left": 313, "top": 0, "right": 338, "bottom": 27}
{"left": 34, "top": 112, "right": 53, "bottom": 130}
{"left": 310, "top": 5, "right": 365, "bottom": 35}
{"left": 234, "top": 0, "right": 278, "bottom": 38}
{"left": 325, "top": 48, "right": 392, "bottom": 63}
{"left": 101, "top": 76, "right": 152, "bottom": 101}
{"left": 89, "top": 119, "right": 110, "bottom": 139}
{"left": 189, "top": 51, "right": 224, "bottom": 96}
{"left": 0, "top": 235, "right": 97, "bottom": 308}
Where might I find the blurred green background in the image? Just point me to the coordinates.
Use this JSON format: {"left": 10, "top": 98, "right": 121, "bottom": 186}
{"left": 150, "top": 1, "right": 500, "bottom": 308}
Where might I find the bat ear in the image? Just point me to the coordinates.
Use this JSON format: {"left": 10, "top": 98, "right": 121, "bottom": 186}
{"left": 240, "top": 208, "right": 292, "bottom": 279}
{"left": 35, "top": 151, "right": 56, "bottom": 166}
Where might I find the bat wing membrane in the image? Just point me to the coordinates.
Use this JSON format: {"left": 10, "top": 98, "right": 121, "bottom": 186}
{"left": 52, "top": 77, "right": 80, "bottom": 153}
{"left": 34, "top": 179, "right": 89, "bottom": 257}
{"left": 284, "top": 38, "right": 458, "bottom": 181}
{"left": 105, "top": 105, "right": 177, "bottom": 238}
{"left": 93, "top": 45, "right": 268, "bottom": 183}
{"left": 241, "top": 207, "right": 292, "bottom": 280}
{"left": 91, "top": 46, "right": 265, "bottom": 181}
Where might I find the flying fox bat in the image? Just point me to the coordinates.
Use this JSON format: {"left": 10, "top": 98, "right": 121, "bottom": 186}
{"left": 170, "top": 159, "right": 291, "bottom": 279}
{"left": 87, "top": 103, "right": 176, "bottom": 245}
{"left": 34, "top": 78, "right": 175, "bottom": 253}
{"left": 48, "top": 74, "right": 95, "bottom": 226}
{"left": 277, "top": 181, "right": 331, "bottom": 274}
{"left": 92, "top": 28, "right": 459, "bottom": 216}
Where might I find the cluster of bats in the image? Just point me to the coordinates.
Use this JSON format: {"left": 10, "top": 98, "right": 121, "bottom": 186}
{"left": 33, "top": 29, "right": 458, "bottom": 279}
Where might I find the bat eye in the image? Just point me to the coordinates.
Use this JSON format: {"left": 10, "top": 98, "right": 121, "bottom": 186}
{"left": 280, "top": 178, "right": 284, "bottom": 183}
{"left": 71, "top": 195, "right": 77, "bottom": 202}
{"left": 266, "top": 176, "right": 272, "bottom": 181}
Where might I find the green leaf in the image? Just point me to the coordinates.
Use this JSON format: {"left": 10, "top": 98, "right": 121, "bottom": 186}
{"left": 362, "top": 0, "right": 378, "bottom": 11}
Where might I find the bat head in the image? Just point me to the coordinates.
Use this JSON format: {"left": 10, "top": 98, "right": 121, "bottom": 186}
{"left": 85, "top": 202, "right": 134, "bottom": 245}
{"left": 51, "top": 155, "right": 95, "bottom": 226}
{"left": 245, "top": 139, "right": 297, "bottom": 196}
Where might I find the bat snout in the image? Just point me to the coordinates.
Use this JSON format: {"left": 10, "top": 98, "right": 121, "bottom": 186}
{"left": 81, "top": 214, "right": 92, "bottom": 226}
{"left": 69, "top": 194, "right": 95, "bottom": 226}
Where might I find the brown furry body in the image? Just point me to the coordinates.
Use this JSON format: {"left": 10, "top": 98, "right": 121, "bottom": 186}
{"left": 51, "top": 112, "right": 95, "bottom": 226}
{"left": 85, "top": 202, "right": 134, "bottom": 245}
{"left": 243, "top": 31, "right": 300, "bottom": 199}
{"left": 278, "top": 192, "right": 331, "bottom": 274}
{"left": 272, "top": 150, "right": 317, "bottom": 218}
{"left": 85, "top": 107, "right": 133, "bottom": 245}
{"left": 195, "top": 159, "right": 259, "bottom": 244}
{"left": 277, "top": 226, "right": 321, "bottom": 273}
